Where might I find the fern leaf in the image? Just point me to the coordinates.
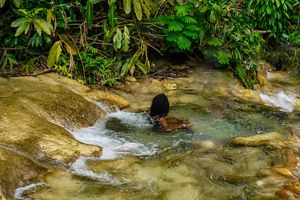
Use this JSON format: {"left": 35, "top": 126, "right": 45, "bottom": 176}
{"left": 182, "top": 30, "right": 198, "bottom": 39}
{"left": 214, "top": 50, "right": 231, "bottom": 65}
{"left": 86, "top": 45, "right": 99, "bottom": 54}
{"left": 165, "top": 32, "right": 178, "bottom": 42}
{"left": 156, "top": 15, "right": 175, "bottom": 24}
{"left": 207, "top": 37, "right": 223, "bottom": 47}
{"left": 176, "top": 35, "right": 192, "bottom": 49}
{"left": 47, "top": 41, "right": 62, "bottom": 68}
{"left": 180, "top": 16, "right": 197, "bottom": 24}
{"left": 175, "top": 5, "right": 190, "bottom": 17}
{"left": 185, "top": 24, "right": 200, "bottom": 31}
{"left": 168, "top": 20, "right": 184, "bottom": 31}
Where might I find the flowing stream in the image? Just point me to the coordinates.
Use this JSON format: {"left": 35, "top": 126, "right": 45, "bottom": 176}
{"left": 16, "top": 100, "right": 300, "bottom": 200}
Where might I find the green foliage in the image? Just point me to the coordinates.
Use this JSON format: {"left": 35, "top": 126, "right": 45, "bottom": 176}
{"left": 1, "top": 0, "right": 299, "bottom": 88}
{"left": 122, "top": 0, "right": 153, "bottom": 20}
{"left": 249, "top": 0, "right": 295, "bottom": 36}
{"left": 235, "top": 64, "right": 255, "bottom": 89}
{"left": 11, "top": 8, "right": 53, "bottom": 36}
{"left": 80, "top": 47, "right": 120, "bottom": 86}
{"left": 86, "top": 0, "right": 94, "bottom": 29}
{"left": 0, "top": 52, "right": 17, "bottom": 70}
{"left": 157, "top": 2, "right": 199, "bottom": 51}
{"left": 47, "top": 41, "right": 62, "bottom": 68}
{"left": 0, "top": 0, "right": 20, "bottom": 8}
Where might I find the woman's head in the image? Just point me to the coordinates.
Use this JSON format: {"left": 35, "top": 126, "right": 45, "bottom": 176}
{"left": 149, "top": 94, "right": 169, "bottom": 118}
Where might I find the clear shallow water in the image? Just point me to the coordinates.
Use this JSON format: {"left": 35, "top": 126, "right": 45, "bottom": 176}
{"left": 20, "top": 103, "right": 300, "bottom": 200}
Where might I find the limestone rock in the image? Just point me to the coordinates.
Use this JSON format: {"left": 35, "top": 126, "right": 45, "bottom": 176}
{"left": 0, "top": 76, "right": 104, "bottom": 199}
{"left": 232, "top": 132, "right": 283, "bottom": 146}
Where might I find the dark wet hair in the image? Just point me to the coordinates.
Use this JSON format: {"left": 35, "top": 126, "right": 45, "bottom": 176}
{"left": 149, "top": 94, "right": 169, "bottom": 118}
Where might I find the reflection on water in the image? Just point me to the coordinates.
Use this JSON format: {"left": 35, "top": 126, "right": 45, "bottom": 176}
{"left": 22, "top": 103, "right": 300, "bottom": 200}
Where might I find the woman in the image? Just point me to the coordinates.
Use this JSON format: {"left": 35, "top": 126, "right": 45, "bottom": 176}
{"left": 149, "top": 94, "right": 192, "bottom": 131}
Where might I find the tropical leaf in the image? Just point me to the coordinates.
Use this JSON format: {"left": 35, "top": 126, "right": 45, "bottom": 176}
{"left": 47, "top": 41, "right": 62, "bottom": 68}
{"left": 28, "top": 33, "right": 42, "bottom": 47}
{"left": 185, "top": 24, "right": 200, "bottom": 31}
{"left": 156, "top": 15, "right": 175, "bottom": 24}
{"left": 182, "top": 30, "right": 198, "bottom": 39}
{"left": 113, "top": 28, "right": 122, "bottom": 50}
{"left": 141, "top": 1, "right": 151, "bottom": 18}
{"left": 135, "top": 60, "right": 148, "bottom": 74}
{"left": 33, "top": 19, "right": 53, "bottom": 35}
{"left": 133, "top": 0, "right": 142, "bottom": 21}
{"left": 181, "top": 16, "right": 197, "bottom": 24}
{"left": 214, "top": 50, "right": 231, "bottom": 65}
{"left": 176, "top": 35, "right": 192, "bottom": 49}
{"left": 108, "top": 0, "right": 117, "bottom": 5}
{"left": 122, "top": 26, "right": 130, "bottom": 52}
{"left": 129, "top": 63, "right": 135, "bottom": 75}
{"left": 86, "top": 0, "right": 94, "bottom": 29}
{"left": 124, "top": 0, "right": 131, "bottom": 14}
{"left": 199, "top": 6, "right": 208, "bottom": 13}
{"left": 168, "top": 20, "right": 184, "bottom": 31}
{"left": 165, "top": 32, "right": 178, "bottom": 42}
{"left": 59, "top": 34, "right": 79, "bottom": 55}
{"left": 12, "top": 0, "right": 21, "bottom": 7}
{"left": 175, "top": 5, "right": 190, "bottom": 17}
{"left": 15, "top": 22, "right": 30, "bottom": 36}
{"left": 207, "top": 37, "right": 223, "bottom": 46}
{"left": 108, "top": 3, "right": 117, "bottom": 26}
{"left": 121, "top": 59, "right": 130, "bottom": 77}
{"left": 47, "top": 9, "right": 55, "bottom": 23}
{"left": 11, "top": 18, "right": 29, "bottom": 27}
{"left": 0, "top": 0, "right": 5, "bottom": 8}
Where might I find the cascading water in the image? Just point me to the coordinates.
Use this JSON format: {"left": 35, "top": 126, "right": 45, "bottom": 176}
{"left": 15, "top": 100, "right": 300, "bottom": 200}
{"left": 259, "top": 90, "right": 297, "bottom": 112}
{"left": 70, "top": 109, "right": 158, "bottom": 184}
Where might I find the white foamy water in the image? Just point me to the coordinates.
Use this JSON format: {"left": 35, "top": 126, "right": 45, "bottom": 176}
{"left": 259, "top": 91, "right": 297, "bottom": 112}
{"left": 14, "top": 182, "right": 47, "bottom": 199}
{"left": 70, "top": 108, "right": 157, "bottom": 183}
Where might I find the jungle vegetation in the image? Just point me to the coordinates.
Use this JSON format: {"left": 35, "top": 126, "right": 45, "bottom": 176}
{"left": 0, "top": 0, "right": 299, "bottom": 88}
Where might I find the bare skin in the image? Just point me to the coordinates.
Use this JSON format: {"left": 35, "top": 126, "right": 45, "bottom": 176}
{"left": 157, "top": 116, "right": 192, "bottom": 132}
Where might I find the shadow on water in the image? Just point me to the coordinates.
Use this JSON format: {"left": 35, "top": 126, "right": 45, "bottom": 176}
{"left": 21, "top": 103, "right": 300, "bottom": 200}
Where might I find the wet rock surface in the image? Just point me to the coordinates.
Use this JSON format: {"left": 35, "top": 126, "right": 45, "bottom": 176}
{"left": 0, "top": 76, "right": 111, "bottom": 199}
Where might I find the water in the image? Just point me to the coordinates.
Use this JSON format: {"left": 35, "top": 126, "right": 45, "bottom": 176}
{"left": 19, "top": 103, "right": 300, "bottom": 200}
{"left": 259, "top": 91, "right": 297, "bottom": 112}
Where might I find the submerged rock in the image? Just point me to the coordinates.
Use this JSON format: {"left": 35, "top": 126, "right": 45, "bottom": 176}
{"left": 232, "top": 132, "right": 284, "bottom": 146}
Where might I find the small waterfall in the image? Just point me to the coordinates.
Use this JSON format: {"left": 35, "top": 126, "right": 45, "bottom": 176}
{"left": 69, "top": 106, "right": 157, "bottom": 183}
{"left": 259, "top": 91, "right": 297, "bottom": 112}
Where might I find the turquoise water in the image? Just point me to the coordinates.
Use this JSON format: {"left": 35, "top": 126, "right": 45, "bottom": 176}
{"left": 18, "top": 104, "right": 299, "bottom": 200}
